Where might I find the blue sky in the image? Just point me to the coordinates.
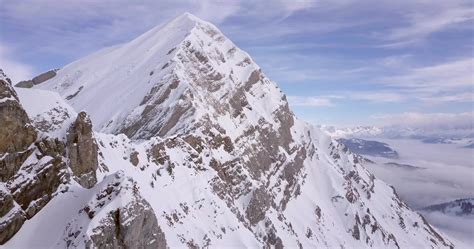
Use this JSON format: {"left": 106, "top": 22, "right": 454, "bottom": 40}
{"left": 0, "top": 0, "right": 473, "bottom": 128}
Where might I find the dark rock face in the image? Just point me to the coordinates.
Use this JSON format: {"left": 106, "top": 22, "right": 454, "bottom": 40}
{"left": 32, "top": 70, "right": 57, "bottom": 85}
{"left": 15, "top": 70, "right": 57, "bottom": 88}
{"left": 246, "top": 187, "right": 272, "bottom": 225}
{"left": 1, "top": 137, "right": 70, "bottom": 245}
{"left": 0, "top": 150, "right": 34, "bottom": 183}
{"left": 0, "top": 69, "right": 70, "bottom": 245}
{"left": 87, "top": 200, "right": 167, "bottom": 249}
{"left": 0, "top": 71, "right": 37, "bottom": 181}
{"left": 129, "top": 151, "right": 139, "bottom": 166}
{"left": 67, "top": 111, "right": 98, "bottom": 188}
{"left": 14, "top": 80, "right": 34, "bottom": 88}
{"left": 8, "top": 138, "right": 69, "bottom": 218}
{"left": 0, "top": 187, "right": 26, "bottom": 245}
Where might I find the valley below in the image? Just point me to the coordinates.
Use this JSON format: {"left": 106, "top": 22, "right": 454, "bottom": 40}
{"left": 338, "top": 137, "right": 474, "bottom": 245}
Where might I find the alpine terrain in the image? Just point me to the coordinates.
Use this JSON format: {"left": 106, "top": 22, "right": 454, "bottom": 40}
{"left": 1, "top": 13, "right": 457, "bottom": 248}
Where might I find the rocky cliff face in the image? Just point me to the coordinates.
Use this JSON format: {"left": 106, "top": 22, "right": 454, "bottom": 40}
{"left": 67, "top": 111, "right": 98, "bottom": 188}
{"left": 0, "top": 186, "right": 25, "bottom": 244}
{"left": 0, "top": 70, "right": 36, "bottom": 244}
{"left": 0, "top": 69, "right": 72, "bottom": 244}
{"left": 2, "top": 13, "right": 457, "bottom": 248}
{"left": 0, "top": 69, "right": 37, "bottom": 181}
{"left": 1, "top": 70, "right": 164, "bottom": 247}
{"left": 64, "top": 172, "right": 167, "bottom": 249}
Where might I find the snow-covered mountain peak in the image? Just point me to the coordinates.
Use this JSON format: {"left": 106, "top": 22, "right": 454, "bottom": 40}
{"left": 131, "top": 11, "right": 216, "bottom": 49}
{"left": 34, "top": 12, "right": 280, "bottom": 140}
{"left": 169, "top": 11, "right": 209, "bottom": 26}
{"left": 31, "top": 13, "right": 205, "bottom": 134}
{"left": 1, "top": 14, "right": 457, "bottom": 248}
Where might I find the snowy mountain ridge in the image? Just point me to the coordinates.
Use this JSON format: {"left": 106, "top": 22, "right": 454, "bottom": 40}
{"left": 35, "top": 12, "right": 270, "bottom": 141}
{"left": 1, "top": 13, "right": 458, "bottom": 248}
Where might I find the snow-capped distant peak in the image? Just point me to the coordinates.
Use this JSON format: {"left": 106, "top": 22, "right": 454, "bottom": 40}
{"left": 319, "top": 125, "right": 384, "bottom": 138}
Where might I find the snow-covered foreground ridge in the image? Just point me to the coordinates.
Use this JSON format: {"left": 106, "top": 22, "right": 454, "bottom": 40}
{"left": 1, "top": 13, "right": 457, "bottom": 248}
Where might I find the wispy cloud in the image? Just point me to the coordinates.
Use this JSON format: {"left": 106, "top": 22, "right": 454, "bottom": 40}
{"left": 288, "top": 91, "right": 406, "bottom": 108}
{"left": 349, "top": 91, "right": 405, "bottom": 102}
{"left": 380, "top": 57, "right": 474, "bottom": 93}
{"left": 419, "top": 92, "right": 474, "bottom": 103}
{"left": 381, "top": 6, "right": 474, "bottom": 47}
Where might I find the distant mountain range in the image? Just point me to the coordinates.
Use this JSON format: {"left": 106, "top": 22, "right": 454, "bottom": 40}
{"left": 320, "top": 125, "right": 474, "bottom": 148}
{"left": 423, "top": 198, "right": 474, "bottom": 216}
{"left": 337, "top": 138, "right": 399, "bottom": 159}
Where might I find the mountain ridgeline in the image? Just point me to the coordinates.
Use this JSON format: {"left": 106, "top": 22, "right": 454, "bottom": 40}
{"left": 1, "top": 13, "right": 455, "bottom": 248}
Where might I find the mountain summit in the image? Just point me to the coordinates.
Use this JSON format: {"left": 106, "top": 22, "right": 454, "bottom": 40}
{"left": 34, "top": 12, "right": 267, "bottom": 140}
{"left": 3, "top": 13, "right": 456, "bottom": 248}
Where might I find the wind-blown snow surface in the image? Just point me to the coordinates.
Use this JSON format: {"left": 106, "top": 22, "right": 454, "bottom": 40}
{"left": 9, "top": 13, "right": 458, "bottom": 248}
{"left": 34, "top": 14, "right": 199, "bottom": 132}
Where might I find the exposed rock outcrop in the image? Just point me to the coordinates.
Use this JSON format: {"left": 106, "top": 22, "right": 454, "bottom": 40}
{"left": 246, "top": 187, "right": 272, "bottom": 225}
{"left": 64, "top": 172, "right": 167, "bottom": 249}
{"left": 0, "top": 70, "right": 69, "bottom": 244}
{"left": 0, "top": 69, "right": 37, "bottom": 181}
{"left": 15, "top": 69, "right": 57, "bottom": 88}
{"left": 67, "top": 111, "right": 98, "bottom": 188}
{"left": 1, "top": 137, "right": 70, "bottom": 244}
{"left": 8, "top": 138, "right": 69, "bottom": 218}
{"left": 0, "top": 185, "right": 26, "bottom": 245}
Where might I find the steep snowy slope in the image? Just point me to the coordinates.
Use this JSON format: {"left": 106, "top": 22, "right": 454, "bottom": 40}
{"left": 3, "top": 13, "right": 458, "bottom": 248}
